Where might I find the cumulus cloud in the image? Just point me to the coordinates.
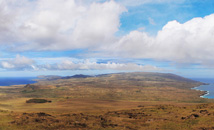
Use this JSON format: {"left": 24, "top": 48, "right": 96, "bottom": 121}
{"left": 0, "top": 55, "right": 35, "bottom": 70}
{"left": 104, "top": 14, "right": 214, "bottom": 66}
{"left": 103, "top": 30, "right": 155, "bottom": 58}
{"left": 0, "top": 0, "right": 126, "bottom": 51}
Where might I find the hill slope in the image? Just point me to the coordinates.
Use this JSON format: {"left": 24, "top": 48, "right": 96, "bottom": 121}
{"left": 13, "top": 72, "right": 205, "bottom": 103}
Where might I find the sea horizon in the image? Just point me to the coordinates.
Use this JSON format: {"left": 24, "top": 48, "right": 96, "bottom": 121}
{"left": 0, "top": 77, "right": 37, "bottom": 86}
{"left": 191, "top": 78, "right": 214, "bottom": 84}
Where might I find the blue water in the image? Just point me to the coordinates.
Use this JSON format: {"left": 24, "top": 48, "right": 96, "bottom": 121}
{"left": 191, "top": 78, "right": 214, "bottom": 99}
{"left": 0, "top": 77, "right": 36, "bottom": 86}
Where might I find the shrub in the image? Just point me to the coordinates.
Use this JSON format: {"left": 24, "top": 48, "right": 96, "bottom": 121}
{"left": 26, "top": 99, "right": 51, "bottom": 103}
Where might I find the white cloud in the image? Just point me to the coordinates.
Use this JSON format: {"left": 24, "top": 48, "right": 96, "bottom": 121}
{"left": 0, "top": 0, "right": 126, "bottom": 51}
{"left": 104, "top": 14, "right": 214, "bottom": 66}
{"left": 104, "top": 30, "right": 155, "bottom": 58}
{"left": 0, "top": 0, "right": 17, "bottom": 44}
{"left": 0, "top": 55, "right": 35, "bottom": 70}
{"left": 72, "top": 1, "right": 126, "bottom": 47}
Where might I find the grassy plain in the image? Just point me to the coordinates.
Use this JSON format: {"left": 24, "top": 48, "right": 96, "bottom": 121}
{"left": 0, "top": 72, "right": 214, "bottom": 129}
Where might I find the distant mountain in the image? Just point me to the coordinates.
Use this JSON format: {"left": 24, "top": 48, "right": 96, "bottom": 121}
{"left": 128, "top": 72, "right": 196, "bottom": 83}
{"left": 38, "top": 74, "right": 94, "bottom": 81}
{"left": 97, "top": 72, "right": 199, "bottom": 83}
{"left": 92, "top": 72, "right": 202, "bottom": 89}
{"left": 37, "top": 75, "right": 62, "bottom": 81}
{"left": 153, "top": 73, "right": 196, "bottom": 82}
{"left": 61, "top": 74, "right": 94, "bottom": 79}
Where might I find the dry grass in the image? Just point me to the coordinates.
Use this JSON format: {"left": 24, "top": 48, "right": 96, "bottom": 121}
{"left": 3, "top": 103, "right": 214, "bottom": 130}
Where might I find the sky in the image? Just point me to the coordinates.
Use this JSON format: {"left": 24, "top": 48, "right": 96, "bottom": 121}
{"left": 0, "top": 0, "right": 214, "bottom": 78}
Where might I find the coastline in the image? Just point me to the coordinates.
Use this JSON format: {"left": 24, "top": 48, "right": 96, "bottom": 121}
{"left": 192, "top": 85, "right": 209, "bottom": 99}
{"left": 200, "top": 91, "right": 210, "bottom": 98}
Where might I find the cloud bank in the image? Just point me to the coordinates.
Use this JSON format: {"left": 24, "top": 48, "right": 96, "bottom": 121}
{"left": 0, "top": 55, "right": 161, "bottom": 71}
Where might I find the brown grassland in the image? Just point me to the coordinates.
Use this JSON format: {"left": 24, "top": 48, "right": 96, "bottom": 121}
{"left": 0, "top": 72, "right": 214, "bottom": 130}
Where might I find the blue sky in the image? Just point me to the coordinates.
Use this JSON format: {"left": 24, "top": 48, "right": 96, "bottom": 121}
{"left": 119, "top": 0, "right": 214, "bottom": 35}
{"left": 0, "top": 0, "right": 214, "bottom": 78}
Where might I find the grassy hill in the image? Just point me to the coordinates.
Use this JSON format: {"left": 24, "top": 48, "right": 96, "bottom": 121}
{"left": 0, "top": 72, "right": 214, "bottom": 129}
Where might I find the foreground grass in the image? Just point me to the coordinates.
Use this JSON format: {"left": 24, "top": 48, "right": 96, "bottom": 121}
{"left": 1, "top": 103, "right": 214, "bottom": 130}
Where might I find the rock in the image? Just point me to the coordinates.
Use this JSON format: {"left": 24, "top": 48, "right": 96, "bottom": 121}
{"left": 200, "top": 110, "right": 209, "bottom": 114}
{"left": 36, "top": 112, "right": 52, "bottom": 117}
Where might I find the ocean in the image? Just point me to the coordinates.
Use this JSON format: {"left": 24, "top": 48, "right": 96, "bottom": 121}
{"left": 191, "top": 78, "right": 214, "bottom": 99}
{"left": 0, "top": 77, "right": 36, "bottom": 86}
